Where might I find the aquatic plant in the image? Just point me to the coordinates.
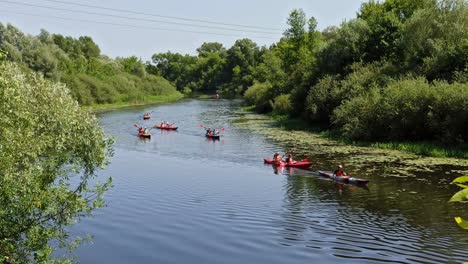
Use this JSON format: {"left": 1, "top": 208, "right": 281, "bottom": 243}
{"left": 449, "top": 176, "right": 468, "bottom": 230}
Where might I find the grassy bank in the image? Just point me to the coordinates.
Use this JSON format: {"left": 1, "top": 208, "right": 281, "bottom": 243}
{"left": 85, "top": 93, "right": 184, "bottom": 112}
{"left": 270, "top": 114, "right": 468, "bottom": 159}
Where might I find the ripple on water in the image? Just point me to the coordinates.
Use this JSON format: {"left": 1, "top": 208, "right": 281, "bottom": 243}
{"left": 73, "top": 100, "right": 468, "bottom": 264}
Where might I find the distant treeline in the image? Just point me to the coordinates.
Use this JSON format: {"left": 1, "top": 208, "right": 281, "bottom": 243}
{"left": 152, "top": 0, "right": 467, "bottom": 144}
{"left": 0, "top": 23, "right": 180, "bottom": 106}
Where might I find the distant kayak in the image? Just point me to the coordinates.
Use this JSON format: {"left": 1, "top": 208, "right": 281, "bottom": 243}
{"left": 153, "top": 125, "right": 178, "bottom": 130}
{"left": 317, "top": 170, "right": 369, "bottom": 186}
{"left": 206, "top": 134, "right": 220, "bottom": 139}
{"left": 263, "top": 158, "right": 312, "bottom": 168}
{"left": 143, "top": 115, "right": 151, "bottom": 120}
{"left": 138, "top": 133, "right": 151, "bottom": 138}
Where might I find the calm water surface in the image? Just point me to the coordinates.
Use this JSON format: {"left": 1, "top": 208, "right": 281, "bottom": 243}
{"left": 73, "top": 99, "right": 468, "bottom": 263}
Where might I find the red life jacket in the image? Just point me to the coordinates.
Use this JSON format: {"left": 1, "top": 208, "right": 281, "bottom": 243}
{"left": 335, "top": 169, "right": 343, "bottom": 176}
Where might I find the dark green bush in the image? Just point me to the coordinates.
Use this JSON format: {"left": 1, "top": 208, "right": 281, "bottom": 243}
{"left": 332, "top": 78, "right": 468, "bottom": 143}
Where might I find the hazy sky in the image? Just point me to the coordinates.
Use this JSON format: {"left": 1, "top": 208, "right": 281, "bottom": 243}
{"left": 0, "top": 0, "right": 367, "bottom": 59}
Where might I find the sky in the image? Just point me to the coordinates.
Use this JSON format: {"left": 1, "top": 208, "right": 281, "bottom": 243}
{"left": 0, "top": 0, "right": 367, "bottom": 60}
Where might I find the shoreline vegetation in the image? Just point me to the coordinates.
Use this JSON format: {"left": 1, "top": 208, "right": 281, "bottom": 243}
{"left": 269, "top": 113, "right": 468, "bottom": 160}
{"left": 239, "top": 105, "right": 468, "bottom": 159}
{"left": 232, "top": 110, "right": 468, "bottom": 178}
{"left": 152, "top": 1, "right": 467, "bottom": 152}
{"left": 86, "top": 93, "right": 184, "bottom": 112}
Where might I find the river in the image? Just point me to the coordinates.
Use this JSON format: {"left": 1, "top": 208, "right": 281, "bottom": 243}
{"left": 72, "top": 99, "right": 468, "bottom": 263}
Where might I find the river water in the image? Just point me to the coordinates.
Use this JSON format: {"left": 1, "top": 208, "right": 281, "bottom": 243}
{"left": 73, "top": 99, "right": 468, "bottom": 263}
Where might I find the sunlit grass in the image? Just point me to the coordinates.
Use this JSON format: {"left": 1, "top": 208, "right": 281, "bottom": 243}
{"left": 85, "top": 93, "right": 184, "bottom": 112}
{"left": 371, "top": 142, "right": 468, "bottom": 159}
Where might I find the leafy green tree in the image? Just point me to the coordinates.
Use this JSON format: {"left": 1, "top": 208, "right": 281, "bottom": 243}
{"left": 151, "top": 51, "right": 197, "bottom": 90}
{"left": 400, "top": 0, "right": 468, "bottom": 81}
{"left": 116, "top": 56, "right": 147, "bottom": 78}
{"left": 196, "top": 42, "right": 226, "bottom": 57}
{"left": 0, "top": 57, "right": 113, "bottom": 262}
{"left": 223, "top": 38, "right": 260, "bottom": 96}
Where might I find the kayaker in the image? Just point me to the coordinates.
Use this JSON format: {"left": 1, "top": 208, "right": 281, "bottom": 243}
{"left": 285, "top": 154, "right": 295, "bottom": 163}
{"left": 333, "top": 165, "right": 347, "bottom": 177}
{"left": 138, "top": 127, "right": 143, "bottom": 134}
{"left": 144, "top": 127, "right": 149, "bottom": 134}
{"left": 273, "top": 152, "right": 282, "bottom": 162}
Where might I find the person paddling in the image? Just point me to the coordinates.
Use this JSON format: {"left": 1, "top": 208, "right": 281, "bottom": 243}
{"left": 333, "top": 165, "right": 347, "bottom": 177}
{"left": 285, "top": 154, "right": 295, "bottom": 164}
{"left": 273, "top": 152, "right": 282, "bottom": 162}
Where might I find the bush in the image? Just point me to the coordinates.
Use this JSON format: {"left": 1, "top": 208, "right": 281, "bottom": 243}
{"left": 272, "top": 94, "right": 292, "bottom": 114}
{"left": 243, "top": 82, "right": 273, "bottom": 113}
{"left": 182, "top": 86, "right": 192, "bottom": 95}
{"left": 332, "top": 77, "right": 468, "bottom": 143}
{"left": 307, "top": 62, "right": 394, "bottom": 123}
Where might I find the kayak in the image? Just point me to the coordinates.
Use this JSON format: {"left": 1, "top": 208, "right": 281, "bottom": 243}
{"left": 206, "top": 134, "right": 220, "bottom": 139}
{"left": 264, "top": 158, "right": 312, "bottom": 168}
{"left": 138, "top": 133, "right": 151, "bottom": 138}
{"left": 143, "top": 115, "right": 151, "bottom": 120}
{"left": 153, "top": 125, "right": 178, "bottom": 130}
{"left": 317, "top": 171, "right": 369, "bottom": 186}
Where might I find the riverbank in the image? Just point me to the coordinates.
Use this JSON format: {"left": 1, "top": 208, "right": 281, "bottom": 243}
{"left": 270, "top": 114, "right": 468, "bottom": 160}
{"left": 84, "top": 93, "right": 184, "bottom": 113}
{"left": 232, "top": 111, "right": 468, "bottom": 177}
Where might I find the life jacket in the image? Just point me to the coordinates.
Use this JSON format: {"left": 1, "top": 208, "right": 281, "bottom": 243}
{"left": 335, "top": 169, "right": 343, "bottom": 176}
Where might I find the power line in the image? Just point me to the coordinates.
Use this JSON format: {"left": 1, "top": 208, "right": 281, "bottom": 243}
{"left": 33, "top": 0, "right": 283, "bottom": 32}
{"left": 0, "top": 0, "right": 281, "bottom": 35}
{"left": 0, "top": 9, "right": 278, "bottom": 39}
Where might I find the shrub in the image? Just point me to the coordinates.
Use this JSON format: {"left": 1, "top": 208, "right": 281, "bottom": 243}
{"left": 243, "top": 82, "right": 273, "bottom": 112}
{"left": 272, "top": 94, "right": 292, "bottom": 114}
{"left": 332, "top": 77, "right": 468, "bottom": 143}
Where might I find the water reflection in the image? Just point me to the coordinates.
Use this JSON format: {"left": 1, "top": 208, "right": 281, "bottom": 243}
{"left": 77, "top": 99, "right": 468, "bottom": 264}
{"left": 278, "top": 171, "right": 468, "bottom": 263}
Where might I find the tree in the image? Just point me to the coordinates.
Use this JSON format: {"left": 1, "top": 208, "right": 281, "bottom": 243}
{"left": 0, "top": 56, "right": 113, "bottom": 262}
{"left": 224, "top": 38, "right": 260, "bottom": 95}
{"left": 400, "top": 0, "right": 468, "bottom": 81}
{"left": 283, "top": 9, "right": 307, "bottom": 47}
{"left": 196, "top": 42, "right": 226, "bottom": 57}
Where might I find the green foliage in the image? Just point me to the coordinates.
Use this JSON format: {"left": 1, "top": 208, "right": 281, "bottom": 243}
{"left": 449, "top": 189, "right": 468, "bottom": 202}
{"left": 400, "top": 0, "right": 468, "bottom": 81}
{"left": 244, "top": 82, "right": 273, "bottom": 113}
{"left": 454, "top": 217, "right": 468, "bottom": 230}
{"left": 0, "top": 23, "right": 180, "bottom": 106}
{"left": 452, "top": 176, "right": 468, "bottom": 189}
{"left": 332, "top": 78, "right": 468, "bottom": 143}
{"left": 271, "top": 94, "right": 292, "bottom": 115}
{"left": 182, "top": 86, "right": 192, "bottom": 95}
{"left": 0, "top": 61, "right": 113, "bottom": 262}
{"left": 450, "top": 176, "right": 468, "bottom": 230}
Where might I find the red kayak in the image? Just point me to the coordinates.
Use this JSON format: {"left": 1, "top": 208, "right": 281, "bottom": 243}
{"left": 317, "top": 171, "right": 369, "bottom": 186}
{"left": 264, "top": 158, "right": 312, "bottom": 168}
{"left": 206, "top": 133, "right": 221, "bottom": 139}
{"left": 153, "top": 125, "right": 178, "bottom": 130}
